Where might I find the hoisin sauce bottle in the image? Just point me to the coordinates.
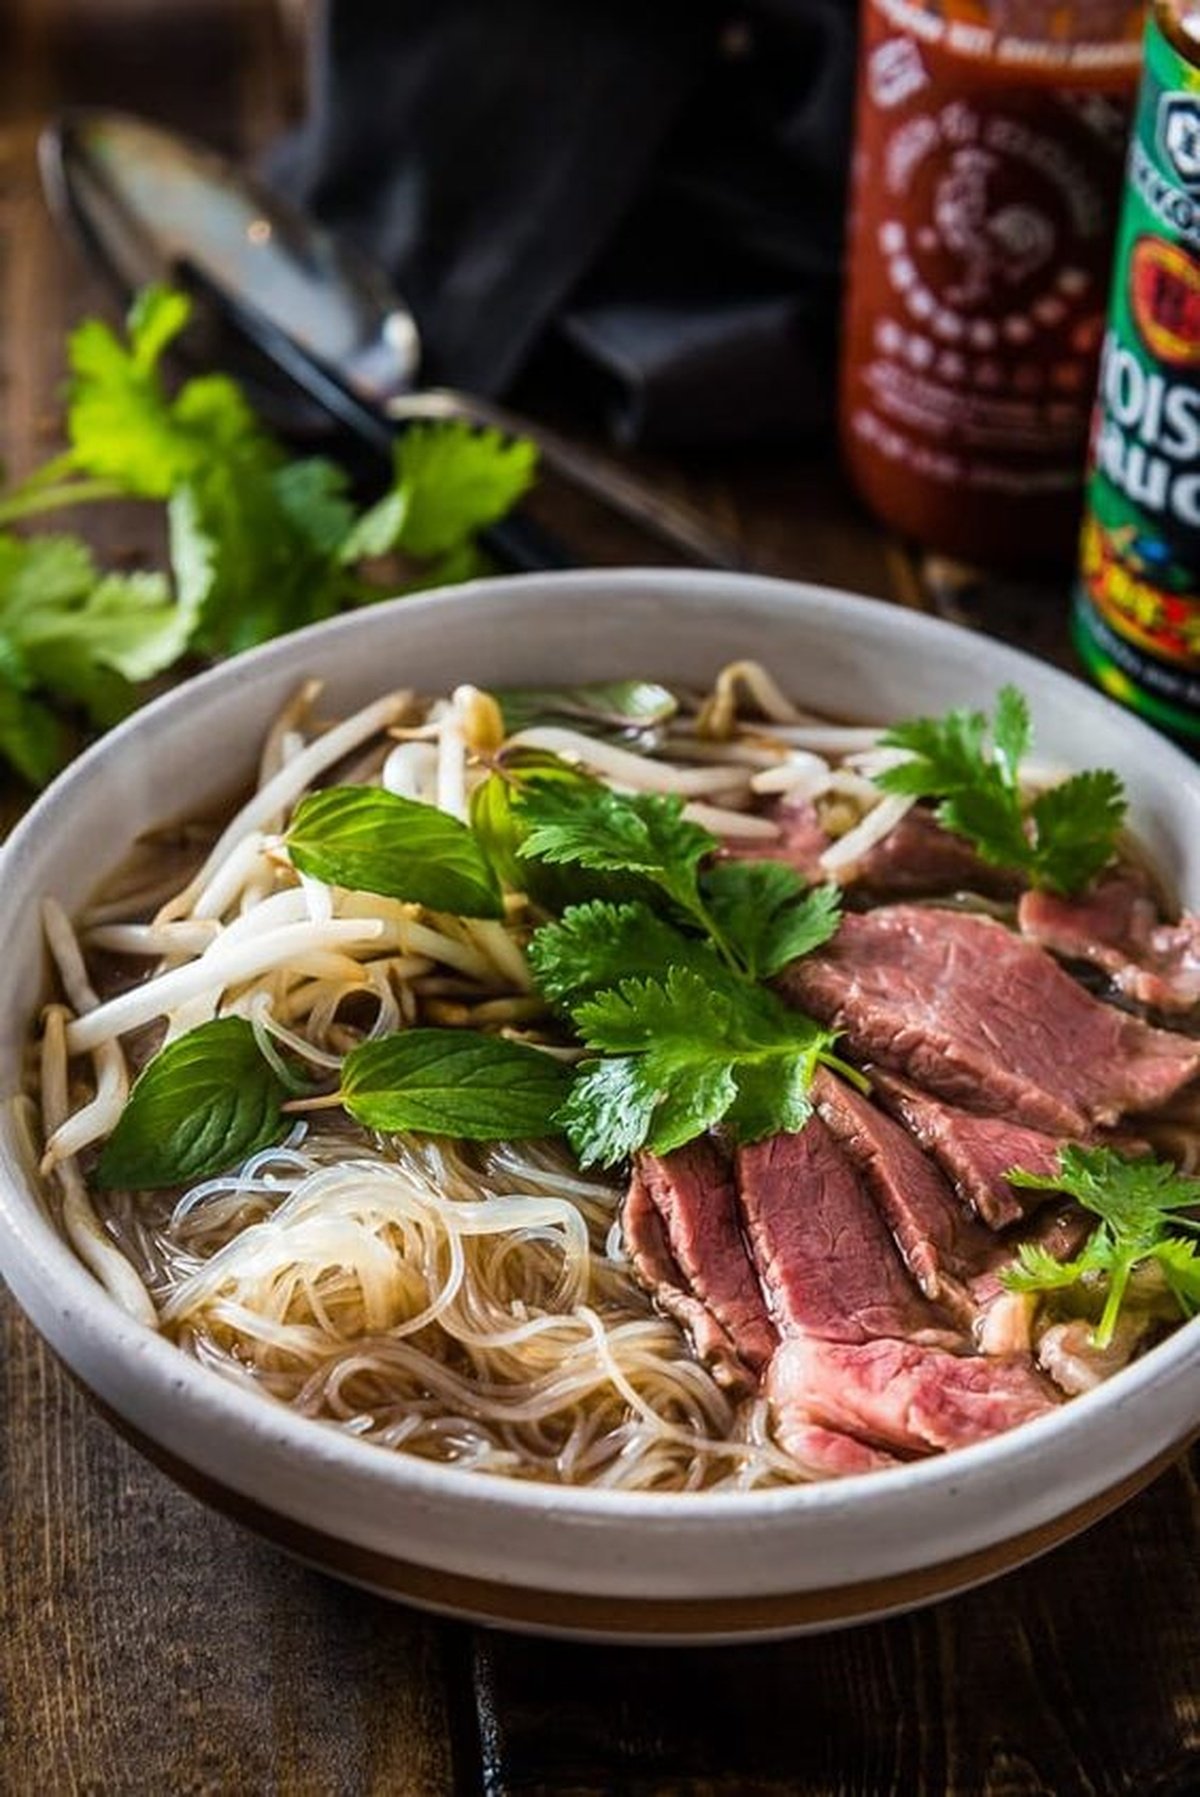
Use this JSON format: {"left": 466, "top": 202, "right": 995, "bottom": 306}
{"left": 1073, "top": 1, "right": 1200, "bottom": 739}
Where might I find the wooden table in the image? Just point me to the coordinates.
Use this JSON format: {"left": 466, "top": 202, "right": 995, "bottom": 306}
{"left": 2, "top": 3, "right": 1199, "bottom": 1791}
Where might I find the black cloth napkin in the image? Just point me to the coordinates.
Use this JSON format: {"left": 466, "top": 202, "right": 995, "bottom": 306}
{"left": 269, "top": 0, "right": 857, "bottom": 445}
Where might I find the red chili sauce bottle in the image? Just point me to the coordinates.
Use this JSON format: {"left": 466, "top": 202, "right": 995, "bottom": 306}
{"left": 841, "top": 1, "right": 1145, "bottom": 567}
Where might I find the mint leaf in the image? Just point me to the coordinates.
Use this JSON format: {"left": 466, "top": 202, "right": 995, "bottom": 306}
{"left": 96, "top": 1017, "right": 291, "bottom": 1189}
{"left": 341, "top": 1029, "right": 570, "bottom": 1138}
{"left": 286, "top": 786, "right": 504, "bottom": 917}
{"left": 528, "top": 900, "right": 720, "bottom": 1007}
{"left": 496, "top": 680, "right": 677, "bottom": 738}
{"left": 699, "top": 862, "right": 841, "bottom": 979}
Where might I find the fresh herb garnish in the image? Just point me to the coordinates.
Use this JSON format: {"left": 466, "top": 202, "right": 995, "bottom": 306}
{"left": 96, "top": 1017, "right": 293, "bottom": 1189}
{"left": 286, "top": 786, "right": 505, "bottom": 918}
{"left": 698, "top": 862, "right": 841, "bottom": 981}
{"left": 528, "top": 899, "right": 722, "bottom": 1007}
{"left": 340, "top": 1029, "right": 572, "bottom": 1139}
{"left": 0, "top": 533, "right": 201, "bottom": 784}
{"left": 339, "top": 423, "right": 537, "bottom": 567}
{"left": 0, "top": 285, "right": 537, "bottom": 786}
{"left": 1002, "top": 1145, "right": 1200, "bottom": 1346}
{"left": 559, "top": 966, "right": 844, "bottom": 1166}
{"left": 514, "top": 772, "right": 848, "bottom": 1161}
{"left": 517, "top": 783, "right": 718, "bottom": 934}
{"left": 876, "top": 685, "right": 1126, "bottom": 896}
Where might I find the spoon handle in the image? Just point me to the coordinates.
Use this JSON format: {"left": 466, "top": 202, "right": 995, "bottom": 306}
{"left": 385, "top": 390, "right": 746, "bottom": 572}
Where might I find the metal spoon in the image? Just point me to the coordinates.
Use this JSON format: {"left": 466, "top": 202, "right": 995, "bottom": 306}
{"left": 41, "top": 110, "right": 745, "bottom": 573}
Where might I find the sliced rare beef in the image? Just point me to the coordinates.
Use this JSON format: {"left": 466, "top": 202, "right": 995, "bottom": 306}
{"left": 634, "top": 1141, "right": 778, "bottom": 1375}
{"left": 735, "top": 1120, "right": 958, "bottom": 1347}
{"left": 779, "top": 906, "right": 1200, "bottom": 1134}
{"left": 810, "top": 1069, "right": 1003, "bottom": 1328}
{"left": 1019, "top": 877, "right": 1200, "bottom": 1016}
{"left": 721, "top": 793, "right": 829, "bottom": 880}
{"left": 771, "top": 1417, "right": 902, "bottom": 1477}
{"left": 622, "top": 1167, "right": 754, "bottom": 1394}
{"left": 850, "top": 805, "right": 1021, "bottom": 900}
{"left": 767, "top": 1336, "right": 1058, "bottom": 1458}
{"left": 722, "top": 798, "right": 1017, "bottom": 900}
{"left": 870, "top": 1069, "right": 1068, "bottom": 1229}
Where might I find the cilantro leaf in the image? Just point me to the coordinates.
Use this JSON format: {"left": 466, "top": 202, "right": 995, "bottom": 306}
{"left": 555, "top": 1058, "right": 659, "bottom": 1168}
{"left": 1002, "top": 1145, "right": 1200, "bottom": 1345}
{"left": 517, "top": 783, "right": 716, "bottom": 926}
{"left": 699, "top": 862, "right": 841, "bottom": 980}
{"left": 562, "top": 966, "right": 839, "bottom": 1166}
{"left": 66, "top": 287, "right": 268, "bottom": 498}
{"left": 878, "top": 686, "right": 1126, "bottom": 896}
{"left": 1150, "top": 1235, "right": 1200, "bottom": 1317}
{"left": 0, "top": 533, "right": 202, "bottom": 779}
{"left": 1027, "top": 771, "right": 1127, "bottom": 896}
{"left": 340, "top": 1029, "right": 571, "bottom": 1139}
{"left": 468, "top": 752, "right": 616, "bottom": 907}
{"left": 0, "top": 670, "right": 65, "bottom": 786}
{"left": 527, "top": 901, "right": 720, "bottom": 1008}
{"left": 340, "top": 423, "right": 538, "bottom": 564}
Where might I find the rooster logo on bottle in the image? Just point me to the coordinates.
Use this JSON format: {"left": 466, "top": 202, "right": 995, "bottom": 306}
{"left": 933, "top": 149, "right": 1055, "bottom": 307}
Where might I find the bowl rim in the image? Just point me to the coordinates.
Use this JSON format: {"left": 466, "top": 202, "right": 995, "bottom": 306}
{"left": 2, "top": 564, "right": 1198, "bottom": 1527}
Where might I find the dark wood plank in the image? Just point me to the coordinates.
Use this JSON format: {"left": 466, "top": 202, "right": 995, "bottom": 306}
{"left": 0, "top": 1300, "right": 459, "bottom": 1795}
{"left": 469, "top": 1450, "right": 1200, "bottom": 1796}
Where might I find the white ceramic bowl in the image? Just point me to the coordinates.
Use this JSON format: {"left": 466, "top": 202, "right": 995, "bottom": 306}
{"left": 2, "top": 570, "right": 1198, "bottom": 1644}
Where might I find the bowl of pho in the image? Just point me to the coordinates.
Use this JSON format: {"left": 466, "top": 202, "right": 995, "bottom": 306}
{"left": 2, "top": 568, "right": 1199, "bottom": 1642}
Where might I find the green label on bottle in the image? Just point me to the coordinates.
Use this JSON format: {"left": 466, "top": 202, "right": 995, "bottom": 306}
{"left": 1074, "top": 12, "right": 1200, "bottom": 739}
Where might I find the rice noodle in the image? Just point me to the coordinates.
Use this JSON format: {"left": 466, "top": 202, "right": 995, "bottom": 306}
{"left": 107, "top": 1134, "right": 798, "bottom": 1487}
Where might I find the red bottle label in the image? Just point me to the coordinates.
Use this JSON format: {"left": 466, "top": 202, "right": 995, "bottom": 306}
{"left": 842, "top": 0, "right": 1138, "bottom": 559}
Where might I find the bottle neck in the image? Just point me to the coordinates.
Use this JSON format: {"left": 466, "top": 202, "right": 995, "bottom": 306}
{"left": 1155, "top": 0, "right": 1200, "bottom": 61}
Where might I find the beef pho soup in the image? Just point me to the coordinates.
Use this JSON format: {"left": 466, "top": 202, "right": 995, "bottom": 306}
{"left": 24, "top": 664, "right": 1200, "bottom": 1491}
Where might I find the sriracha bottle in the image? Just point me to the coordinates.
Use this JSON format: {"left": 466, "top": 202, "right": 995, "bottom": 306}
{"left": 841, "top": 1, "right": 1145, "bottom": 567}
